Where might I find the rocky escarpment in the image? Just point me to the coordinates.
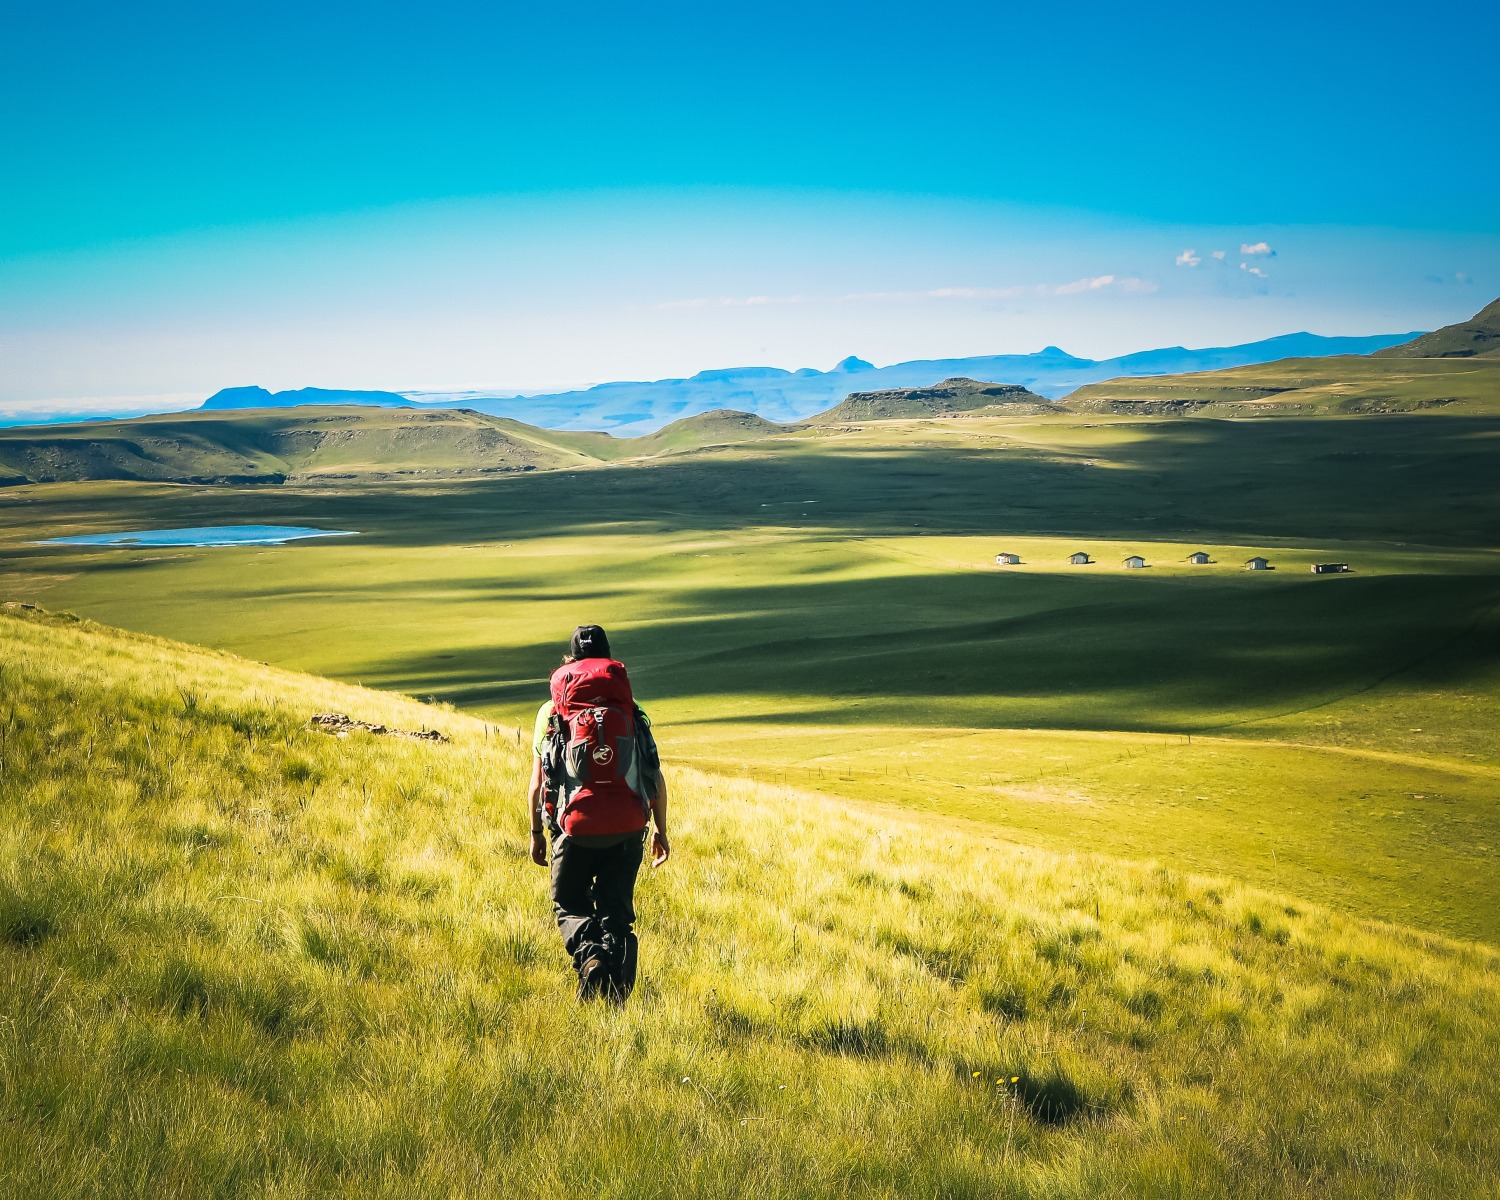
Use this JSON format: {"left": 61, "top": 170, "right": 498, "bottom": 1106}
{"left": 811, "top": 378, "right": 1059, "bottom": 422}
{"left": 1065, "top": 385, "right": 1297, "bottom": 416}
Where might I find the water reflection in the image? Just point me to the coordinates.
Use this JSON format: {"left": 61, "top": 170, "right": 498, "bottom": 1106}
{"left": 38, "top": 525, "right": 358, "bottom": 547}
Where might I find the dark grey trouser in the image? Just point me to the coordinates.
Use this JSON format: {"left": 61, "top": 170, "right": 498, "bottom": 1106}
{"left": 550, "top": 832, "right": 645, "bottom": 983}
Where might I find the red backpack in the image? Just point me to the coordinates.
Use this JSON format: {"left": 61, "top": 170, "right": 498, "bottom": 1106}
{"left": 544, "top": 657, "right": 652, "bottom": 835}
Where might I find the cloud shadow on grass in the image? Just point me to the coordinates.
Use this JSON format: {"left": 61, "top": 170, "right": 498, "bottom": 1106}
{"left": 357, "top": 566, "right": 1500, "bottom": 736}
{"left": 7, "top": 415, "right": 1500, "bottom": 555}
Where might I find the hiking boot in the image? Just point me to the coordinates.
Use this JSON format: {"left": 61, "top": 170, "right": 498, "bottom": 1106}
{"left": 577, "top": 955, "right": 609, "bottom": 1001}
{"left": 603, "top": 935, "right": 638, "bottom": 1006}
{"left": 601, "top": 968, "right": 631, "bottom": 1006}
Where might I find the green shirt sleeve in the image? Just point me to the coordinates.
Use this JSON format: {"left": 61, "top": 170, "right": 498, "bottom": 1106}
{"left": 531, "top": 700, "right": 553, "bottom": 758}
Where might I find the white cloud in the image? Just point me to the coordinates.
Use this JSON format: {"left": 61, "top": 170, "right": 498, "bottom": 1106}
{"left": 899, "top": 287, "right": 1018, "bottom": 300}
{"left": 1240, "top": 242, "right": 1275, "bottom": 257}
{"left": 1041, "top": 274, "right": 1158, "bottom": 296}
{"left": 1211, "top": 250, "right": 1227, "bottom": 260}
{"left": 656, "top": 294, "right": 808, "bottom": 310}
{"left": 1052, "top": 274, "right": 1113, "bottom": 295}
{"left": 1175, "top": 249, "right": 1201, "bottom": 267}
{"left": 0, "top": 392, "right": 201, "bottom": 422}
{"left": 657, "top": 275, "right": 1158, "bottom": 309}
{"left": 1240, "top": 263, "right": 1268, "bottom": 278}
{"left": 1456, "top": 271, "right": 1473, "bottom": 284}
{"left": 826, "top": 285, "right": 1035, "bottom": 302}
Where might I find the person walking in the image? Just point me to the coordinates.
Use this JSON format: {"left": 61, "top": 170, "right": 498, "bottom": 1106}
{"left": 528, "top": 624, "right": 669, "bottom": 1002}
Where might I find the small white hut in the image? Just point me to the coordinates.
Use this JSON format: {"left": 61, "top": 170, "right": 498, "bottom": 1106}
{"left": 1187, "top": 551, "right": 1212, "bottom": 565}
{"left": 995, "top": 552, "right": 1022, "bottom": 565}
{"left": 1123, "top": 555, "right": 1147, "bottom": 569}
{"left": 1069, "top": 551, "right": 1092, "bottom": 565}
{"left": 1246, "top": 556, "right": 1271, "bottom": 571}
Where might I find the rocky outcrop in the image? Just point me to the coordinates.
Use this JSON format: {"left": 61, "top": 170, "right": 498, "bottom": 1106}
{"left": 811, "top": 378, "right": 1058, "bottom": 422}
{"left": 310, "top": 712, "right": 449, "bottom": 742}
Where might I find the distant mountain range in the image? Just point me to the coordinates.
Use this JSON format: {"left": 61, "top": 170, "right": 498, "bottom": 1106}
{"left": 410, "top": 333, "right": 1419, "bottom": 433}
{"left": 189, "top": 332, "right": 1418, "bottom": 436}
{"left": 5, "top": 304, "right": 1496, "bottom": 486}
{"left": 0, "top": 328, "right": 1425, "bottom": 433}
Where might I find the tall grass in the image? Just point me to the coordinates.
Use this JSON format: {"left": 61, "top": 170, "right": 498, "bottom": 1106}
{"left": 2, "top": 606, "right": 1498, "bottom": 1198}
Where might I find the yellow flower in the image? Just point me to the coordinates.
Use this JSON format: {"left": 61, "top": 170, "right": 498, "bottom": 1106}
{"left": 972, "top": 1071, "right": 981, "bottom": 1078}
{"left": 1011, "top": 1076, "right": 1020, "bottom": 1083}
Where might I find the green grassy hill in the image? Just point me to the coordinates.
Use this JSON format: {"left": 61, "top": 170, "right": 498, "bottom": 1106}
{"left": 1064, "top": 298, "right": 1500, "bottom": 416}
{"left": 813, "top": 377, "right": 1058, "bottom": 422}
{"left": 1062, "top": 355, "right": 1500, "bottom": 416}
{"left": 629, "top": 408, "right": 790, "bottom": 454}
{"left": 4, "top": 604, "right": 1498, "bottom": 1198}
{"left": 1373, "top": 296, "right": 1500, "bottom": 359}
{"left": 0, "top": 406, "right": 800, "bottom": 484}
{"left": 0, "top": 407, "right": 602, "bottom": 485}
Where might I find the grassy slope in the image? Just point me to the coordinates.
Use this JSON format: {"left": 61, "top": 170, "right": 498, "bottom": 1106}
{"left": 0, "top": 408, "right": 602, "bottom": 485}
{"left": 1373, "top": 296, "right": 1500, "bottom": 359}
{"left": 629, "top": 409, "right": 789, "bottom": 454}
{"left": 3, "top": 606, "right": 1499, "bottom": 1198}
{"left": 0, "top": 406, "right": 805, "bottom": 483}
{"left": 1064, "top": 356, "right": 1500, "bottom": 415}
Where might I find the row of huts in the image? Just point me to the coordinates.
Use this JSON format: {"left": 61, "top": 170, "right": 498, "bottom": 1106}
{"left": 994, "top": 551, "right": 1352, "bottom": 572}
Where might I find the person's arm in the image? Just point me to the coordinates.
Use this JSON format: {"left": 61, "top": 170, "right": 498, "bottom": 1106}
{"left": 527, "top": 756, "right": 548, "bottom": 866}
{"left": 649, "top": 771, "right": 670, "bottom": 867}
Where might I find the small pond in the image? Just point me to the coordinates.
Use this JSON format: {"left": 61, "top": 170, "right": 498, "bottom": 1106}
{"left": 38, "top": 525, "right": 359, "bottom": 548}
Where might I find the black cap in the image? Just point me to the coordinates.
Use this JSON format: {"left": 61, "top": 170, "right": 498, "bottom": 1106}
{"left": 570, "top": 624, "right": 611, "bottom": 660}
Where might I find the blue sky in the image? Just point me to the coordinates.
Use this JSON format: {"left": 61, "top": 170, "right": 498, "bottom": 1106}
{"left": 2, "top": 0, "right": 1497, "bottom": 412}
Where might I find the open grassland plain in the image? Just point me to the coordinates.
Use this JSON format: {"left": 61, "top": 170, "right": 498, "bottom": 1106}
{"left": 3, "top": 607, "right": 1500, "bottom": 1199}
{"left": 1, "top": 407, "right": 1498, "bottom": 949}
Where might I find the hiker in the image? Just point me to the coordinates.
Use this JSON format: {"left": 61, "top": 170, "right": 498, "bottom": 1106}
{"left": 528, "top": 624, "right": 670, "bottom": 1001}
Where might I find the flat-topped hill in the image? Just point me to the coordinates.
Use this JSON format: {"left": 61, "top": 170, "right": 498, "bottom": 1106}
{"left": 812, "top": 377, "right": 1059, "bottom": 422}
{"left": 3, "top": 603, "right": 1498, "bottom": 1196}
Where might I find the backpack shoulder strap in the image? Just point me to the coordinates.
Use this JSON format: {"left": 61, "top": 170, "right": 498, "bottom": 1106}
{"left": 632, "top": 704, "right": 661, "bottom": 802}
{"left": 540, "top": 709, "right": 575, "bottom": 834}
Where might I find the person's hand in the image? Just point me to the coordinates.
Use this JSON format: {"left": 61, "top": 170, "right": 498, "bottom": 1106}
{"left": 651, "top": 830, "right": 670, "bottom": 868}
{"left": 529, "top": 830, "right": 548, "bottom": 866}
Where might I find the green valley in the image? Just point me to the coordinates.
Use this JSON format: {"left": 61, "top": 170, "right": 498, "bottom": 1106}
{"left": 4, "top": 312, "right": 1500, "bottom": 1195}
